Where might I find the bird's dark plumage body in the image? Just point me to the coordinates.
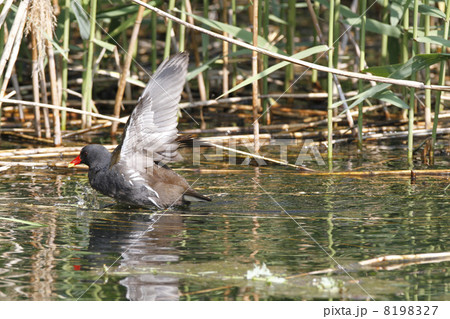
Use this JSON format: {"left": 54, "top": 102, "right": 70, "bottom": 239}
{"left": 69, "top": 53, "right": 210, "bottom": 208}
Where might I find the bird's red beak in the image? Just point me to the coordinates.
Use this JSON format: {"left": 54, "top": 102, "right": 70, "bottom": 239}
{"left": 68, "top": 155, "right": 82, "bottom": 168}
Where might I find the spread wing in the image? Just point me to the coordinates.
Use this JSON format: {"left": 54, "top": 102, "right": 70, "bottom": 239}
{"left": 111, "top": 52, "right": 189, "bottom": 171}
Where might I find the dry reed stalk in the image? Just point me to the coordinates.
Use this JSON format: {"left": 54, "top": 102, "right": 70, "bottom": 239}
{"left": 252, "top": 0, "right": 260, "bottom": 154}
{"left": 299, "top": 169, "right": 450, "bottom": 177}
{"left": 305, "top": 0, "right": 356, "bottom": 137}
{"left": 197, "top": 140, "right": 313, "bottom": 170}
{"left": 185, "top": 0, "right": 207, "bottom": 129}
{"left": 0, "top": 151, "right": 81, "bottom": 160}
{"left": 47, "top": 39, "right": 62, "bottom": 145}
{"left": 26, "top": 0, "right": 57, "bottom": 139}
{"left": 181, "top": 104, "right": 386, "bottom": 136}
{"left": 179, "top": 92, "right": 359, "bottom": 109}
{"left": 38, "top": 65, "right": 52, "bottom": 138}
{"left": 0, "top": 98, "right": 128, "bottom": 123}
{"left": 64, "top": 98, "right": 138, "bottom": 106}
{"left": 143, "top": 122, "right": 416, "bottom": 141}
{"left": 180, "top": 122, "right": 329, "bottom": 135}
{"left": 0, "top": 4, "right": 27, "bottom": 118}
{"left": 131, "top": 0, "right": 450, "bottom": 91}
{"left": 0, "top": 160, "right": 69, "bottom": 168}
{"left": 31, "top": 33, "right": 42, "bottom": 138}
{"left": 0, "top": 145, "right": 115, "bottom": 156}
{"left": 329, "top": 126, "right": 450, "bottom": 146}
{"left": 10, "top": 69, "right": 24, "bottom": 121}
{"left": 358, "top": 252, "right": 450, "bottom": 271}
{"left": 3, "top": 91, "right": 14, "bottom": 99}
{"left": 111, "top": 0, "right": 147, "bottom": 135}
{"left": 221, "top": 0, "right": 229, "bottom": 99}
{"left": 197, "top": 126, "right": 369, "bottom": 144}
{"left": 0, "top": 0, "right": 29, "bottom": 109}
{"left": 25, "top": 0, "right": 56, "bottom": 74}
{"left": 0, "top": 131, "right": 53, "bottom": 144}
{"left": 198, "top": 133, "right": 273, "bottom": 143}
{"left": 279, "top": 104, "right": 385, "bottom": 134}
{"left": 62, "top": 122, "right": 112, "bottom": 139}
{"left": 0, "top": 7, "right": 27, "bottom": 97}
{"left": 0, "top": 0, "right": 14, "bottom": 28}
{"left": 180, "top": 285, "right": 235, "bottom": 297}
{"left": 287, "top": 251, "right": 450, "bottom": 278}
{"left": 0, "top": 127, "right": 36, "bottom": 133}
{"left": 95, "top": 69, "right": 146, "bottom": 88}
{"left": 51, "top": 0, "right": 60, "bottom": 15}
{"left": 362, "top": 127, "right": 450, "bottom": 141}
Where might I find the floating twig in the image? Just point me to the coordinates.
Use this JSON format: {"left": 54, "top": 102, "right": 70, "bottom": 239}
{"left": 287, "top": 251, "right": 450, "bottom": 279}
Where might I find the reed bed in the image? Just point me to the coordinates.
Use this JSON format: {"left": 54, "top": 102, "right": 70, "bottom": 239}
{"left": 0, "top": 0, "right": 449, "bottom": 170}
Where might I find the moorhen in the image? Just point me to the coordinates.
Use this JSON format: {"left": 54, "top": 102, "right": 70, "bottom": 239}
{"left": 69, "top": 52, "right": 211, "bottom": 209}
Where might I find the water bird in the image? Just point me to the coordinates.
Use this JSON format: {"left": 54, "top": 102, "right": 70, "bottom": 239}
{"left": 69, "top": 52, "right": 211, "bottom": 208}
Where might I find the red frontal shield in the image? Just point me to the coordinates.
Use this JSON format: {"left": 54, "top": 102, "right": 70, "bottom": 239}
{"left": 68, "top": 155, "right": 81, "bottom": 168}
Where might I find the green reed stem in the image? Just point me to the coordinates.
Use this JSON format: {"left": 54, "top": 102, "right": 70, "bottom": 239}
{"left": 424, "top": 0, "right": 431, "bottom": 129}
{"left": 327, "top": 0, "right": 335, "bottom": 166}
{"left": 231, "top": 0, "right": 237, "bottom": 89}
{"left": 408, "top": 0, "right": 419, "bottom": 166}
{"left": 152, "top": 10, "right": 157, "bottom": 72}
{"left": 402, "top": 7, "right": 409, "bottom": 65}
{"left": 358, "top": 0, "right": 367, "bottom": 149}
{"left": 61, "top": 0, "right": 70, "bottom": 131}
{"left": 82, "top": 0, "right": 97, "bottom": 128}
{"left": 332, "top": 0, "right": 340, "bottom": 67}
{"left": 164, "top": 0, "right": 175, "bottom": 59}
{"left": 381, "top": 0, "right": 388, "bottom": 65}
{"left": 285, "top": 0, "right": 295, "bottom": 92}
{"left": 311, "top": 0, "right": 320, "bottom": 83}
{"left": 401, "top": 6, "right": 409, "bottom": 147}
{"left": 262, "top": 0, "right": 269, "bottom": 124}
{"left": 431, "top": 1, "right": 450, "bottom": 153}
{"left": 179, "top": 0, "right": 186, "bottom": 51}
{"left": 202, "top": 0, "right": 210, "bottom": 99}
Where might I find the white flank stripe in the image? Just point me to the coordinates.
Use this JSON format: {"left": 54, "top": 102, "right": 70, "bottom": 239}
{"left": 147, "top": 196, "right": 161, "bottom": 208}
{"left": 144, "top": 185, "right": 160, "bottom": 198}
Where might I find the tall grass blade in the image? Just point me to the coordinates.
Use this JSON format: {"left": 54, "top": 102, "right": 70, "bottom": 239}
{"left": 71, "top": 0, "right": 90, "bottom": 40}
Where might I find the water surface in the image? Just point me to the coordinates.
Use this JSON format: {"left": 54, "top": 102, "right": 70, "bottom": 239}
{"left": 0, "top": 141, "right": 449, "bottom": 300}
